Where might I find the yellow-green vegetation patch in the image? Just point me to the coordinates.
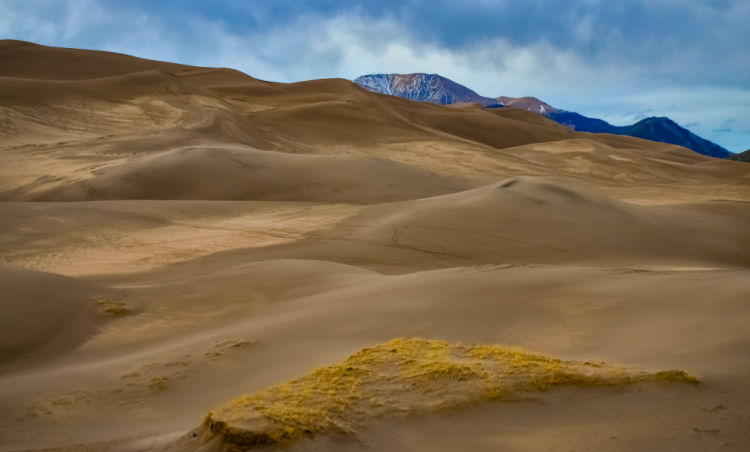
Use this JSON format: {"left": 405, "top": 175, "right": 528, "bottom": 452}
{"left": 148, "top": 377, "right": 171, "bottom": 391}
{"left": 202, "top": 338, "right": 699, "bottom": 449}
{"left": 96, "top": 298, "right": 130, "bottom": 316}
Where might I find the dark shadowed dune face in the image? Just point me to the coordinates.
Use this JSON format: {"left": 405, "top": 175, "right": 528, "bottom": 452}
{"left": 1, "top": 40, "right": 750, "bottom": 452}
{"left": 731, "top": 149, "right": 750, "bottom": 162}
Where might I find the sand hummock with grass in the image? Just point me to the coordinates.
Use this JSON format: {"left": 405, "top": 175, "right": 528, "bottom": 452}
{"left": 198, "top": 338, "right": 699, "bottom": 449}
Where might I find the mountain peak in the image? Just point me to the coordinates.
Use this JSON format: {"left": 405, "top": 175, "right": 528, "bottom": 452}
{"left": 637, "top": 116, "right": 674, "bottom": 124}
{"left": 611, "top": 116, "right": 731, "bottom": 158}
{"left": 353, "top": 73, "right": 498, "bottom": 106}
{"left": 497, "top": 96, "right": 562, "bottom": 115}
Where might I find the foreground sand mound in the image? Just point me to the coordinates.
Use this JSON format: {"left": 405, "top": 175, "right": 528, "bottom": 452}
{"left": 28, "top": 145, "right": 465, "bottom": 203}
{"left": 195, "top": 338, "right": 698, "bottom": 450}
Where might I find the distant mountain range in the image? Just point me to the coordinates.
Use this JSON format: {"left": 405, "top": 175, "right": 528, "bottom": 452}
{"left": 353, "top": 73, "right": 733, "bottom": 159}
{"left": 547, "top": 113, "right": 732, "bottom": 159}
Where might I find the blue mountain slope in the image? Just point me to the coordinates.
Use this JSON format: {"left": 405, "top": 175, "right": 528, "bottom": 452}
{"left": 548, "top": 113, "right": 732, "bottom": 159}
{"left": 546, "top": 111, "right": 621, "bottom": 134}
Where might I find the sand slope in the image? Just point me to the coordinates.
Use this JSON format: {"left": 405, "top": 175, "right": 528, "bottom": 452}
{"left": 330, "top": 176, "right": 750, "bottom": 268}
{"left": 0, "top": 40, "right": 195, "bottom": 80}
{"left": 1, "top": 40, "right": 750, "bottom": 452}
{"left": 0, "top": 267, "right": 109, "bottom": 368}
{"left": 24, "top": 145, "right": 466, "bottom": 203}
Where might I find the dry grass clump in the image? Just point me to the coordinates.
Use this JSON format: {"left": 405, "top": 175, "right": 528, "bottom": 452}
{"left": 202, "top": 338, "right": 699, "bottom": 449}
{"left": 148, "top": 376, "right": 171, "bottom": 391}
{"left": 96, "top": 298, "right": 130, "bottom": 316}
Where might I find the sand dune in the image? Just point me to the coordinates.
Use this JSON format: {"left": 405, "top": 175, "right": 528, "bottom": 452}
{"left": 0, "top": 69, "right": 267, "bottom": 149}
{"left": 0, "top": 267, "right": 109, "bottom": 368}
{"left": 0, "top": 200, "right": 358, "bottom": 276}
{"left": 0, "top": 40, "right": 194, "bottom": 80}
{"left": 1, "top": 40, "right": 750, "bottom": 451}
{"left": 330, "top": 176, "right": 750, "bottom": 268}
{"left": 21, "top": 145, "right": 466, "bottom": 202}
{"left": 2, "top": 261, "right": 748, "bottom": 451}
{"left": 247, "top": 88, "right": 576, "bottom": 150}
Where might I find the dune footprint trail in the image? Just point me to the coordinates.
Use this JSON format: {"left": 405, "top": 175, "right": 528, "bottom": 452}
{"left": 196, "top": 338, "right": 699, "bottom": 450}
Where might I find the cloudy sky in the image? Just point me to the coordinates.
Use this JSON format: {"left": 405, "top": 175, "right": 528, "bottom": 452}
{"left": 3, "top": 0, "right": 749, "bottom": 152}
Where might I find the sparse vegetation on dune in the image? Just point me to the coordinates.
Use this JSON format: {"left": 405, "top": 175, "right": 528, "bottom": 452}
{"left": 96, "top": 299, "right": 130, "bottom": 316}
{"left": 200, "top": 338, "right": 699, "bottom": 449}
